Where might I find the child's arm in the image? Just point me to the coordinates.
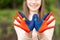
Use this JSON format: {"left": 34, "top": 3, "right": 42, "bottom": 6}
{"left": 37, "top": 16, "right": 55, "bottom": 40}
{"left": 38, "top": 28, "right": 54, "bottom": 40}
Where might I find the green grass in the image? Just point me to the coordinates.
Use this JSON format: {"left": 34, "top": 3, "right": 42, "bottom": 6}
{"left": 0, "top": 9, "right": 16, "bottom": 22}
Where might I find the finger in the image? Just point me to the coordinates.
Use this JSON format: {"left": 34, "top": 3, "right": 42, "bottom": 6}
{"left": 46, "top": 26, "right": 54, "bottom": 29}
{"left": 47, "top": 18, "right": 55, "bottom": 25}
{"left": 38, "top": 26, "right": 54, "bottom": 33}
{"left": 18, "top": 11, "right": 30, "bottom": 24}
{"left": 14, "top": 23, "right": 21, "bottom": 28}
{"left": 45, "top": 12, "right": 53, "bottom": 21}
{"left": 33, "top": 14, "right": 39, "bottom": 27}
{"left": 43, "top": 26, "right": 54, "bottom": 32}
{"left": 13, "top": 16, "right": 22, "bottom": 23}
{"left": 34, "top": 16, "right": 39, "bottom": 31}
{"left": 33, "top": 14, "right": 39, "bottom": 22}
{"left": 43, "top": 12, "right": 50, "bottom": 20}
{"left": 18, "top": 11, "right": 26, "bottom": 18}
{"left": 14, "top": 23, "right": 28, "bottom": 30}
{"left": 16, "top": 11, "right": 22, "bottom": 19}
{"left": 14, "top": 23, "right": 30, "bottom": 33}
{"left": 40, "top": 12, "right": 50, "bottom": 24}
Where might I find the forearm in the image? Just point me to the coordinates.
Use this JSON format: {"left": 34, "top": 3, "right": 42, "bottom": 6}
{"left": 37, "top": 28, "right": 54, "bottom": 40}
{"left": 25, "top": 31, "right": 32, "bottom": 40}
{"left": 37, "top": 32, "right": 48, "bottom": 40}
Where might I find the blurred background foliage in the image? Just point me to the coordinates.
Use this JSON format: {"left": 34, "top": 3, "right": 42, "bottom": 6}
{"left": 0, "top": 0, "right": 60, "bottom": 40}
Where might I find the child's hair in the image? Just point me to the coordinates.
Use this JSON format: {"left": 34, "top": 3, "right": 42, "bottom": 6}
{"left": 23, "top": 0, "right": 44, "bottom": 20}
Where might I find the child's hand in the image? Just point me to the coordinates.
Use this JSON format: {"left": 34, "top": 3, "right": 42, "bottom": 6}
{"left": 34, "top": 12, "right": 55, "bottom": 33}
{"left": 13, "top": 11, "right": 35, "bottom": 33}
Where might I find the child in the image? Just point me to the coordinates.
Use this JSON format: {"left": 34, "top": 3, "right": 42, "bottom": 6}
{"left": 14, "top": 0, "right": 55, "bottom": 40}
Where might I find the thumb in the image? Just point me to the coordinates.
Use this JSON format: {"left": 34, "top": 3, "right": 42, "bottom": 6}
{"left": 33, "top": 14, "right": 39, "bottom": 23}
{"left": 33, "top": 14, "right": 42, "bottom": 31}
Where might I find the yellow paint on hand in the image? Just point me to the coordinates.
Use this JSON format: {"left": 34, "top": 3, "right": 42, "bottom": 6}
{"left": 23, "top": 18, "right": 26, "bottom": 20}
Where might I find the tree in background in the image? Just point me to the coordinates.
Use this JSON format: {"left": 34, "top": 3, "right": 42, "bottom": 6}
{"left": 0, "top": 0, "right": 23, "bottom": 9}
{"left": 45, "top": 0, "right": 56, "bottom": 11}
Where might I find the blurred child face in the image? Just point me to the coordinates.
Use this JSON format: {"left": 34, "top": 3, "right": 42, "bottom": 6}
{"left": 26, "top": 0, "right": 41, "bottom": 11}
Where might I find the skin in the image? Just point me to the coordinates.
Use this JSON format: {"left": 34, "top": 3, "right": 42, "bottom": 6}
{"left": 26, "top": 0, "right": 41, "bottom": 13}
